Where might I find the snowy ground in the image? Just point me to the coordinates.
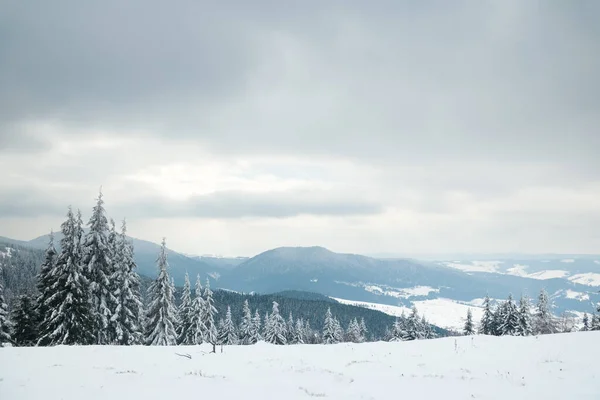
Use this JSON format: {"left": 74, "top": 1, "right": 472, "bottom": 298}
{"left": 1, "top": 333, "right": 598, "bottom": 400}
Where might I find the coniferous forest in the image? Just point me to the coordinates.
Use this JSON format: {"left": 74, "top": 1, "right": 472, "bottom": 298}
{"left": 1, "top": 191, "right": 599, "bottom": 348}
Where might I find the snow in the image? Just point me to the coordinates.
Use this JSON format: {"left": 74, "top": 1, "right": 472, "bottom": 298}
{"left": 412, "top": 298, "right": 484, "bottom": 331}
{"left": 0, "top": 247, "right": 13, "bottom": 258}
{"left": 526, "top": 270, "right": 570, "bottom": 280}
{"left": 332, "top": 297, "right": 411, "bottom": 317}
{"left": 561, "top": 259, "right": 576, "bottom": 263}
{"left": 442, "top": 260, "right": 503, "bottom": 273}
{"left": 568, "top": 273, "right": 600, "bottom": 287}
{"left": 1, "top": 333, "right": 598, "bottom": 400}
{"left": 364, "top": 285, "right": 439, "bottom": 299}
{"left": 505, "top": 264, "right": 529, "bottom": 277}
{"left": 563, "top": 290, "right": 590, "bottom": 301}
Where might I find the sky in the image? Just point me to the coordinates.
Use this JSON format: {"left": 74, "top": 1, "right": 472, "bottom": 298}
{"left": 1, "top": 1, "right": 599, "bottom": 257}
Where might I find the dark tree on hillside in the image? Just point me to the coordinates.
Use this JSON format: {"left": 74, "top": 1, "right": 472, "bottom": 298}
{"left": 463, "top": 308, "right": 475, "bottom": 335}
{"left": 10, "top": 294, "right": 39, "bottom": 346}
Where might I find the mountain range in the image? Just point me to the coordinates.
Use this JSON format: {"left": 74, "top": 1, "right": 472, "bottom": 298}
{"left": 2, "top": 233, "right": 599, "bottom": 331}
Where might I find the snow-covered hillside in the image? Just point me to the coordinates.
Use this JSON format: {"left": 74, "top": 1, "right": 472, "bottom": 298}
{"left": 1, "top": 333, "right": 598, "bottom": 400}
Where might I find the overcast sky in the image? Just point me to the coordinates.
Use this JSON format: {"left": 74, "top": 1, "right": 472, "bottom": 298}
{"left": 1, "top": 1, "right": 599, "bottom": 257}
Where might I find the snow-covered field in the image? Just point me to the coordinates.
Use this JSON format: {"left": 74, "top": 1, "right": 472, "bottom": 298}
{"left": 1, "top": 333, "right": 598, "bottom": 400}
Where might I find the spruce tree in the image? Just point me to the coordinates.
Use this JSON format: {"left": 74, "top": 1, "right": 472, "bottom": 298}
{"left": 591, "top": 314, "right": 600, "bottom": 331}
{"left": 534, "top": 289, "right": 556, "bottom": 334}
{"left": 333, "top": 317, "right": 344, "bottom": 343}
{"left": 406, "top": 306, "right": 424, "bottom": 340}
{"left": 286, "top": 312, "right": 295, "bottom": 343}
{"left": 202, "top": 278, "right": 218, "bottom": 352}
{"left": 251, "top": 309, "right": 262, "bottom": 343}
{"left": 360, "top": 318, "right": 368, "bottom": 341}
{"left": 499, "top": 294, "right": 520, "bottom": 336}
{"left": 10, "top": 294, "right": 38, "bottom": 346}
{"left": 177, "top": 273, "right": 193, "bottom": 345}
{"left": 389, "top": 317, "right": 406, "bottom": 341}
{"left": 264, "top": 301, "right": 287, "bottom": 345}
{"left": 0, "top": 272, "right": 11, "bottom": 346}
{"left": 294, "top": 318, "right": 305, "bottom": 344}
{"left": 188, "top": 274, "right": 207, "bottom": 345}
{"left": 82, "top": 191, "right": 116, "bottom": 344}
{"left": 38, "top": 207, "right": 95, "bottom": 345}
{"left": 239, "top": 300, "right": 254, "bottom": 345}
{"left": 346, "top": 318, "right": 362, "bottom": 342}
{"left": 479, "top": 295, "right": 495, "bottom": 335}
{"left": 218, "top": 306, "right": 237, "bottom": 345}
{"left": 145, "top": 239, "right": 178, "bottom": 346}
{"left": 111, "top": 219, "right": 143, "bottom": 345}
{"left": 322, "top": 307, "right": 337, "bottom": 344}
{"left": 581, "top": 312, "right": 589, "bottom": 331}
{"left": 36, "top": 231, "right": 57, "bottom": 342}
{"left": 464, "top": 308, "right": 475, "bottom": 335}
{"left": 518, "top": 295, "right": 533, "bottom": 336}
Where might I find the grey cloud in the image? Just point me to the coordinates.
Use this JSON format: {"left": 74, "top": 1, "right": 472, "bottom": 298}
{"left": 115, "top": 190, "right": 383, "bottom": 219}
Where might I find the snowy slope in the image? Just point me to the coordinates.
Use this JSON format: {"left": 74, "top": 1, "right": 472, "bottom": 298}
{"left": 1, "top": 333, "right": 598, "bottom": 400}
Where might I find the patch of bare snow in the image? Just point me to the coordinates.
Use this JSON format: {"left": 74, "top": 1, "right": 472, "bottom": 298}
{"left": 563, "top": 290, "right": 590, "bottom": 301}
{"left": 441, "top": 260, "right": 503, "bottom": 273}
{"left": 568, "top": 273, "right": 600, "bottom": 287}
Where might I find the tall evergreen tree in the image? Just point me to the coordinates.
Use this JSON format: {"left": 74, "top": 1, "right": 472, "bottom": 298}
{"left": 286, "top": 312, "right": 295, "bottom": 343}
{"left": 360, "top": 318, "right": 368, "bottom": 341}
{"left": 518, "top": 295, "right": 533, "bottom": 336}
{"left": 111, "top": 219, "right": 143, "bottom": 345}
{"left": 534, "top": 289, "right": 556, "bottom": 335}
{"left": 479, "top": 295, "right": 495, "bottom": 335}
{"left": 591, "top": 313, "right": 600, "bottom": 331}
{"left": 293, "top": 318, "right": 305, "bottom": 344}
{"left": 202, "top": 278, "right": 218, "bottom": 352}
{"left": 239, "top": 300, "right": 254, "bottom": 345}
{"left": 38, "top": 207, "right": 95, "bottom": 345}
{"left": 264, "top": 301, "right": 287, "bottom": 345}
{"left": 346, "top": 318, "right": 362, "bottom": 342}
{"left": 36, "top": 231, "right": 58, "bottom": 341}
{"left": 177, "top": 273, "right": 193, "bottom": 345}
{"left": 581, "top": 312, "right": 589, "bottom": 332}
{"left": 218, "top": 306, "right": 238, "bottom": 345}
{"left": 82, "top": 191, "right": 116, "bottom": 344}
{"left": 10, "top": 294, "right": 38, "bottom": 346}
{"left": 464, "top": 308, "right": 475, "bottom": 335}
{"left": 251, "top": 309, "right": 262, "bottom": 343}
{"left": 0, "top": 271, "right": 11, "bottom": 346}
{"left": 322, "top": 307, "right": 337, "bottom": 344}
{"left": 333, "top": 317, "right": 344, "bottom": 343}
{"left": 188, "top": 275, "right": 207, "bottom": 345}
{"left": 405, "top": 306, "right": 424, "bottom": 340}
{"left": 499, "top": 294, "right": 520, "bottom": 336}
{"left": 145, "top": 239, "right": 178, "bottom": 346}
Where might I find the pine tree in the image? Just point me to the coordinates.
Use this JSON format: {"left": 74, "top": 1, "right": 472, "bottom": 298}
{"left": 218, "top": 306, "right": 238, "bottom": 345}
{"left": 36, "top": 231, "right": 58, "bottom": 343}
{"left": 176, "top": 273, "right": 193, "bottom": 345}
{"left": 202, "top": 278, "right": 218, "bottom": 352}
{"left": 346, "top": 318, "right": 362, "bottom": 342}
{"left": 145, "top": 239, "right": 178, "bottom": 346}
{"left": 188, "top": 275, "right": 207, "bottom": 345}
{"left": 10, "top": 294, "right": 38, "bottom": 346}
{"left": 518, "top": 295, "right": 533, "bottom": 336}
{"left": 0, "top": 272, "right": 11, "bottom": 346}
{"left": 82, "top": 191, "right": 116, "bottom": 344}
{"left": 464, "top": 308, "right": 475, "bottom": 335}
{"left": 294, "top": 318, "right": 305, "bottom": 344}
{"left": 498, "top": 294, "right": 520, "bottom": 336}
{"left": 479, "top": 295, "right": 495, "bottom": 335}
{"left": 110, "top": 219, "right": 143, "bottom": 345}
{"left": 406, "top": 306, "right": 424, "bottom": 340}
{"left": 422, "top": 316, "right": 435, "bottom": 339}
{"left": 106, "top": 219, "right": 119, "bottom": 342}
{"left": 333, "top": 317, "right": 344, "bottom": 343}
{"left": 534, "top": 289, "right": 556, "bottom": 335}
{"left": 360, "top": 318, "right": 368, "bottom": 341}
{"left": 591, "top": 313, "right": 600, "bottom": 331}
{"left": 239, "top": 300, "right": 254, "bottom": 345}
{"left": 251, "top": 309, "right": 262, "bottom": 343}
{"left": 264, "top": 301, "right": 287, "bottom": 345}
{"left": 39, "top": 208, "right": 95, "bottom": 345}
{"left": 389, "top": 317, "right": 406, "bottom": 341}
{"left": 286, "top": 312, "right": 295, "bottom": 343}
{"left": 581, "top": 312, "right": 589, "bottom": 331}
{"left": 322, "top": 308, "right": 337, "bottom": 344}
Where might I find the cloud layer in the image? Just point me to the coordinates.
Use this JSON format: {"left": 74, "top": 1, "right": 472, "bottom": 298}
{"left": 1, "top": 1, "right": 599, "bottom": 256}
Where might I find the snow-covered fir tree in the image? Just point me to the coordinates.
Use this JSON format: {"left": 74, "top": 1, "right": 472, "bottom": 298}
{"left": 82, "top": 191, "right": 116, "bottom": 344}
{"left": 238, "top": 300, "right": 254, "bottom": 345}
{"left": 360, "top": 318, "right": 368, "bottom": 341}
{"left": 263, "top": 312, "right": 271, "bottom": 339}
{"left": 36, "top": 232, "right": 57, "bottom": 344}
{"left": 534, "top": 289, "right": 556, "bottom": 334}
{"left": 322, "top": 307, "right": 338, "bottom": 344}
{"left": 518, "top": 295, "right": 533, "bottom": 336}
{"left": 479, "top": 295, "right": 495, "bottom": 335}
{"left": 202, "top": 278, "right": 218, "bottom": 352}
{"left": 177, "top": 272, "right": 193, "bottom": 345}
{"left": 264, "top": 301, "right": 287, "bottom": 345}
{"left": 286, "top": 312, "right": 295, "bottom": 343}
{"left": 218, "top": 306, "right": 238, "bottom": 345}
{"left": 389, "top": 317, "right": 407, "bottom": 341}
{"left": 0, "top": 271, "right": 11, "bottom": 346}
{"left": 464, "top": 308, "right": 475, "bottom": 335}
{"left": 187, "top": 275, "right": 207, "bottom": 345}
{"left": 591, "top": 313, "right": 600, "bottom": 331}
{"left": 10, "top": 293, "right": 38, "bottom": 346}
{"left": 346, "top": 318, "right": 363, "bottom": 342}
{"left": 145, "top": 239, "right": 178, "bottom": 346}
{"left": 422, "top": 316, "right": 435, "bottom": 339}
{"left": 251, "top": 309, "right": 262, "bottom": 343}
{"left": 499, "top": 294, "right": 520, "bottom": 336}
{"left": 333, "top": 317, "right": 344, "bottom": 343}
{"left": 38, "top": 207, "right": 95, "bottom": 346}
{"left": 405, "top": 306, "right": 425, "bottom": 340}
{"left": 581, "top": 312, "right": 589, "bottom": 331}
{"left": 293, "top": 318, "right": 305, "bottom": 344}
{"left": 110, "top": 219, "right": 143, "bottom": 345}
